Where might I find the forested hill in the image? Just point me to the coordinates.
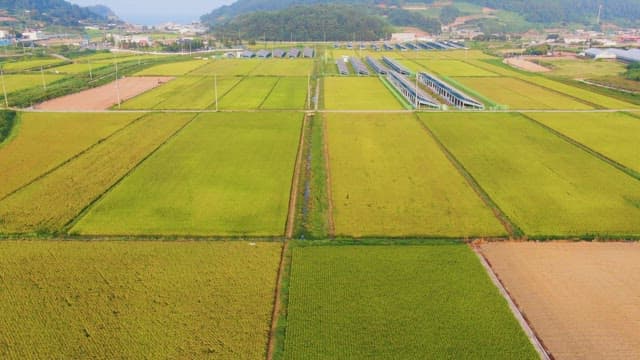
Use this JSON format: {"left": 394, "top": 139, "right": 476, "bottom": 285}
{"left": 208, "top": 4, "right": 442, "bottom": 41}
{"left": 464, "top": 0, "right": 640, "bottom": 24}
{"left": 202, "top": 0, "right": 640, "bottom": 27}
{"left": 0, "top": 0, "right": 117, "bottom": 26}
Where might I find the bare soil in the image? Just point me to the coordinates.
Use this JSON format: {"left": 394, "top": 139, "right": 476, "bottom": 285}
{"left": 480, "top": 241, "right": 640, "bottom": 360}
{"left": 504, "top": 57, "right": 551, "bottom": 73}
{"left": 35, "top": 76, "right": 172, "bottom": 110}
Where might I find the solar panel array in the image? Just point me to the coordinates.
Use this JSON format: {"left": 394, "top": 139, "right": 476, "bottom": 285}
{"left": 302, "top": 47, "right": 315, "bottom": 58}
{"left": 273, "top": 49, "right": 286, "bottom": 58}
{"left": 256, "top": 49, "right": 271, "bottom": 58}
{"left": 349, "top": 57, "right": 369, "bottom": 75}
{"left": 287, "top": 48, "right": 300, "bottom": 58}
{"left": 387, "top": 71, "right": 440, "bottom": 109}
{"left": 366, "top": 56, "right": 390, "bottom": 75}
{"left": 418, "top": 71, "right": 483, "bottom": 110}
{"left": 240, "top": 50, "right": 255, "bottom": 58}
{"left": 382, "top": 57, "right": 411, "bottom": 75}
{"left": 336, "top": 60, "right": 350, "bottom": 76}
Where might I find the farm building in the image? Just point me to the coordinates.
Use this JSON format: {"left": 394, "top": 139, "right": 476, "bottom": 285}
{"left": 584, "top": 48, "right": 640, "bottom": 62}
{"left": 256, "top": 49, "right": 271, "bottom": 58}
{"left": 418, "top": 72, "right": 484, "bottom": 110}
{"left": 240, "top": 50, "right": 255, "bottom": 58}
{"left": 287, "top": 48, "right": 300, "bottom": 58}
{"left": 302, "top": 48, "right": 314, "bottom": 58}
{"left": 387, "top": 71, "right": 440, "bottom": 109}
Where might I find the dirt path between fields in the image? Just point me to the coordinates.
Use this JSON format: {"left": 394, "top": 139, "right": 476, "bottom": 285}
{"left": 285, "top": 116, "right": 308, "bottom": 239}
{"left": 34, "top": 76, "right": 172, "bottom": 110}
{"left": 480, "top": 241, "right": 640, "bottom": 360}
{"left": 266, "top": 240, "right": 288, "bottom": 360}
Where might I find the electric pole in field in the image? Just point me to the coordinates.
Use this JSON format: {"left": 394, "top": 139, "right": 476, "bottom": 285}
{"left": 40, "top": 66, "right": 46, "bottom": 91}
{"left": 307, "top": 73, "right": 311, "bottom": 110}
{"left": 214, "top": 74, "right": 218, "bottom": 112}
{"left": 115, "top": 59, "right": 121, "bottom": 109}
{"left": 1, "top": 67, "right": 8, "bottom": 108}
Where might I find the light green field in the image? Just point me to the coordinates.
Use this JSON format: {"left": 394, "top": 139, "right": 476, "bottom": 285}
{"left": 121, "top": 76, "right": 240, "bottom": 110}
{"left": 541, "top": 59, "right": 626, "bottom": 79}
{"left": 453, "top": 77, "right": 592, "bottom": 110}
{"left": 323, "top": 77, "right": 403, "bottom": 110}
{"left": 0, "top": 74, "right": 65, "bottom": 93}
{"left": 526, "top": 112, "right": 640, "bottom": 173}
{"left": 415, "top": 59, "right": 499, "bottom": 77}
{"left": 422, "top": 112, "right": 640, "bottom": 237}
{"left": 261, "top": 77, "right": 308, "bottom": 109}
{"left": 72, "top": 113, "right": 302, "bottom": 236}
{"left": 326, "top": 113, "right": 505, "bottom": 237}
{"left": 250, "top": 59, "right": 314, "bottom": 76}
{"left": 1, "top": 58, "right": 66, "bottom": 72}
{"left": 467, "top": 59, "right": 637, "bottom": 109}
{"left": 284, "top": 244, "right": 538, "bottom": 359}
{"left": 0, "top": 113, "right": 194, "bottom": 234}
{"left": 48, "top": 62, "right": 111, "bottom": 74}
{"left": 0, "top": 112, "right": 140, "bottom": 199}
{"left": 134, "top": 59, "right": 207, "bottom": 76}
{"left": 217, "top": 77, "right": 279, "bottom": 110}
{"left": 0, "top": 240, "right": 281, "bottom": 359}
{"left": 189, "top": 59, "right": 261, "bottom": 76}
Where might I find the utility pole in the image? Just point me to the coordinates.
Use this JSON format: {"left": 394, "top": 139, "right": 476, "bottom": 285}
{"left": 307, "top": 73, "right": 311, "bottom": 110}
{"left": 40, "top": 66, "right": 46, "bottom": 91}
{"left": 214, "top": 74, "right": 218, "bottom": 112}
{"left": 115, "top": 59, "right": 121, "bottom": 109}
{"left": 414, "top": 74, "right": 419, "bottom": 109}
{"left": 597, "top": 4, "right": 603, "bottom": 25}
{"left": 1, "top": 67, "right": 8, "bottom": 108}
{"left": 88, "top": 59, "right": 93, "bottom": 80}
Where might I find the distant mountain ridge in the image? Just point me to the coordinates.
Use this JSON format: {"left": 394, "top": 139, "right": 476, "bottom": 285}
{"left": 0, "top": 0, "right": 119, "bottom": 26}
{"left": 202, "top": 0, "right": 640, "bottom": 27}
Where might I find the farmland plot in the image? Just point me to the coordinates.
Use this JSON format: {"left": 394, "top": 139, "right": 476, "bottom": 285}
{"left": 189, "top": 59, "right": 261, "bottom": 76}
{"left": 261, "top": 77, "right": 308, "bottom": 109}
{"left": 466, "top": 59, "right": 637, "bottom": 109}
{"left": 0, "top": 113, "right": 194, "bottom": 234}
{"left": 72, "top": 113, "right": 302, "bottom": 236}
{"left": 527, "top": 112, "right": 640, "bottom": 174}
{"left": 0, "top": 240, "right": 281, "bottom": 359}
{"left": 422, "top": 112, "right": 640, "bottom": 237}
{"left": 134, "top": 59, "right": 207, "bottom": 76}
{"left": 0, "top": 112, "right": 141, "bottom": 199}
{"left": 0, "top": 74, "right": 65, "bottom": 94}
{"left": 217, "top": 77, "right": 279, "bottom": 110}
{"left": 48, "top": 62, "right": 111, "bottom": 74}
{"left": 250, "top": 59, "right": 314, "bottom": 76}
{"left": 481, "top": 242, "right": 640, "bottom": 359}
{"left": 1, "top": 58, "right": 66, "bottom": 72}
{"left": 326, "top": 113, "right": 505, "bottom": 237}
{"left": 284, "top": 244, "right": 537, "bottom": 359}
{"left": 323, "top": 77, "right": 404, "bottom": 110}
{"left": 452, "top": 77, "right": 592, "bottom": 110}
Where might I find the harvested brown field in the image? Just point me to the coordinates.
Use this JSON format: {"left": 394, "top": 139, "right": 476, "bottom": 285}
{"left": 479, "top": 242, "right": 640, "bottom": 360}
{"left": 504, "top": 57, "right": 551, "bottom": 73}
{"left": 34, "top": 77, "right": 172, "bottom": 110}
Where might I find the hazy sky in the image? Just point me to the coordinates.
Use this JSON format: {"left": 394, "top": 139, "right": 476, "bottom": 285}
{"left": 70, "top": 0, "right": 234, "bottom": 25}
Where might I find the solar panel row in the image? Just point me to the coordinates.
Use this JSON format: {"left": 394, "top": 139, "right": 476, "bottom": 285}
{"left": 336, "top": 60, "right": 350, "bottom": 76}
{"left": 349, "top": 57, "right": 369, "bottom": 76}
{"left": 365, "top": 56, "right": 389, "bottom": 75}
